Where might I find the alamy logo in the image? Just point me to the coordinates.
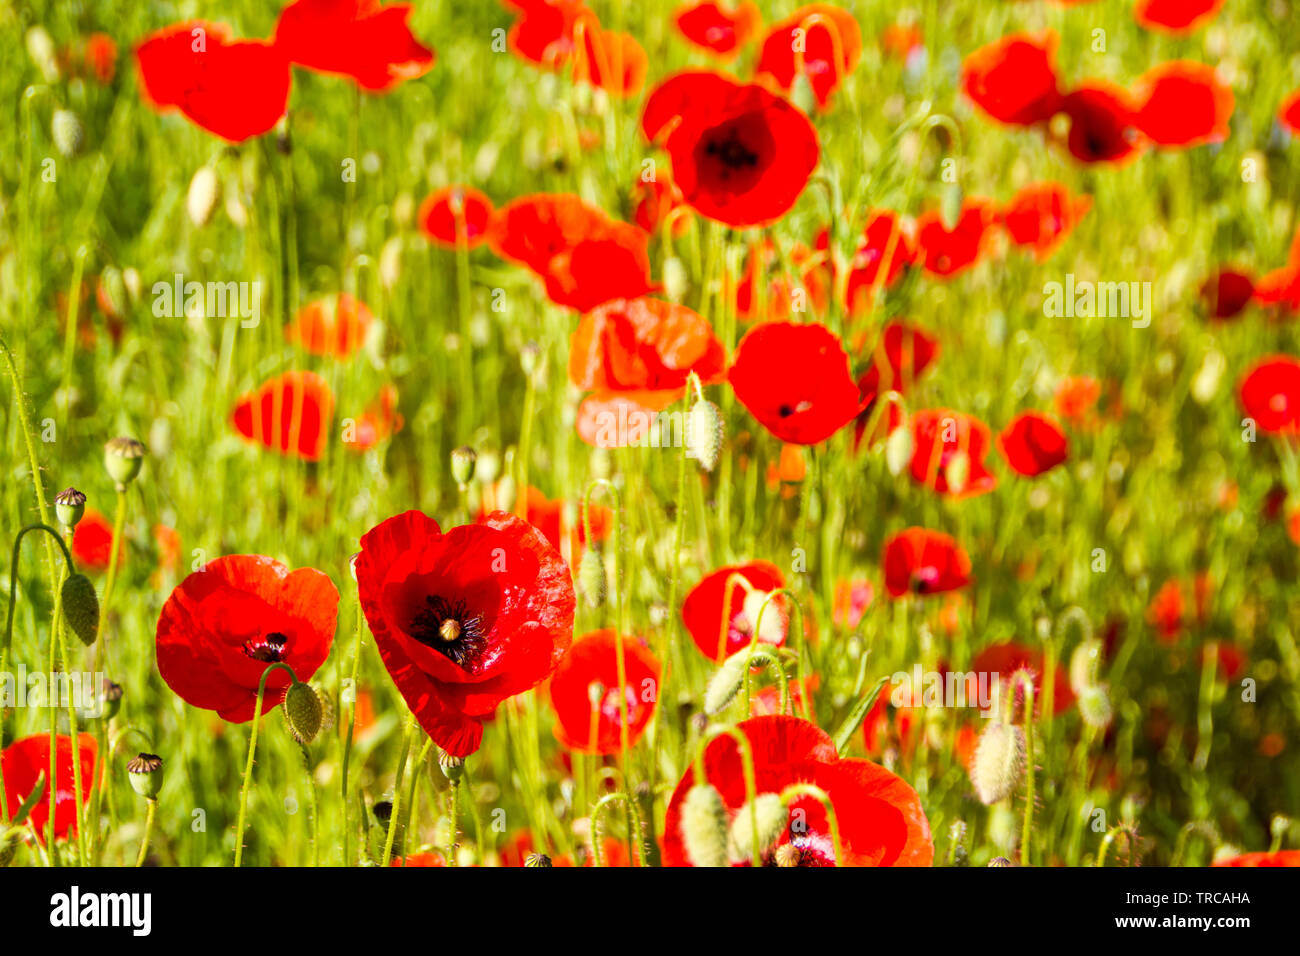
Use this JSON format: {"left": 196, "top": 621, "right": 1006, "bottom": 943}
{"left": 50, "top": 886, "right": 151, "bottom": 936}
{"left": 1042, "top": 274, "right": 1152, "bottom": 328}
{"left": 152, "top": 273, "right": 261, "bottom": 327}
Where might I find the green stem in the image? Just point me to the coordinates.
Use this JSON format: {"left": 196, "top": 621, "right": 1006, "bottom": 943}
{"left": 233, "top": 662, "right": 297, "bottom": 866}
{"left": 135, "top": 799, "right": 156, "bottom": 867}
{"left": 380, "top": 712, "right": 417, "bottom": 867}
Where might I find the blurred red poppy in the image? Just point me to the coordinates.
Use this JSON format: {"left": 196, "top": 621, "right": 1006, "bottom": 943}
{"left": 881, "top": 23, "right": 923, "bottom": 62}
{"left": 1240, "top": 356, "right": 1300, "bottom": 434}
{"left": 1, "top": 734, "right": 97, "bottom": 844}
{"left": 231, "top": 370, "right": 335, "bottom": 461}
{"left": 908, "top": 409, "right": 997, "bottom": 498}
{"left": 729, "top": 322, "right": 863, "bottom": 445}
{"left": 662, "top": 715, "right": 933, "bottom": 866}
{"left": 970, "top": 641, "right": 1075, "bottom": 716}
{"left": 998, "top": 411, "right": 1069, "bottom": 476}
{"left": 572, "top": 24, "right": 646, "bottom": 97}
{"left": 1054, "top": 375, "right": 1102, "bottom": 421}
{"left": 553, "top": 837, "right": 636, "bottom": 866}
{"left": 477, "top": 483, "right": 611, "bottom": 567}
{"left": 751, "top": 674, "right": 819, "bottom": 717}
{"left": 135, "top": 21, "right": 290, "bottom": 143}
{"left": 883, "top": 528, "right": 971, "bottom": 598}
{"left": 392, "top": 852, "right": 447, "bottom": 866}
{"left": 284, "top": 293, "right": 374, "bottom": 359}
{"left": 682, "top": 561, "right": 787, "bottom": 662}
{"left": 961, "top": 31, "right": 1062, "bottom": 126}
{"left": 845, "top": 210, "right": 915, "bottom": 311}
{"left": 915, "top": 199, "right": 998, "bottom": 277}
{"left": 673, "top": 2, "right": 761, "bottom": 58}
{"left": 503, "top": 0, "right": 589, "bottom": 67}
{"left": 1202, "top": 269, "right": 1254, "bottom": 319}
{"left": 549, "top": 629, "right": 661, "bottom": 754}
{"left": 632, "top": 172, "right": 691, "bottom": 236}
{"left": 1060, "top": 81, "right": 1146, "bottom": 164}
{"left": 418, "top": 186, "right": 494, "bottom": 248}
{"left": 1213, "top": 850, "right": 1300, "bottom": 867}
{"left": 274, "top": 0, "right": 434, "bottom": 92}
{"left": 347, "top": 384, "right": 405, "bottom": 452}
{"left": 755, "top": 4, "right": 862, "bottom": 110}
{"left": 1135, "top": 0, "right": 1224, "bottom": 33}
{"left": 642, "top": 71, "right": 820, "bottom": 228}
{"left": 1133, "top": 61, "right": 1233, "bottom": 147}
{"left": 71, "top": 508, "right": 125, "bottom": 572}
{"left": 356, "top": 510, "right": 575, "bottom": 756}
{"left": 858, "top": 321, "right": 938, "bottom": 403}
{"left": 156, "top": 555, "right": 338, "bottom": 722}
{"left": 84, "top": 33, "right": 118, "bottom": 84}
{"left": 1001, "top": 182, "right": 1091, "bottom": 261}
{"left": 1281, "top": 89, "right": 1300, "bottom": 136}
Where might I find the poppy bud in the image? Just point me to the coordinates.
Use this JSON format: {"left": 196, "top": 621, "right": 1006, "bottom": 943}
{"left": 1069, "top": 638, "right": 1103, "bottom": 696}
{"left": 970, "top": 721, "right": 1025, "bottom": 805}
{"left": 126, "top": 753, "right": 164, "bottom": 799}
{"left": 704, "top": 649, "right": 751, "bottom": 715}
{"left": 61, "top": 573, "right": 100, "bottom": 647}
{"left": 1077, "top": 685, "right": 1112, "bottom": 729}
{"left": 524, "top": 852, "right": 552, "bottom": 867}
{"left": 438, "top": 749, "right": 464, "bottom": 781}
{"left": 51, "top": 109, "right": 83, "bottom": 157}
{"left": 99, "top": 266, "right": 128, "bottom": 319}
{"left": 662, "top": 257, "right": 689, "bottom": 303}
{"left": 100, "top": 679, "right": 124, "bottom": 720}
{"left": 944, "top": 449, "right": 970, "bottom": 495}
{"left": 187, "top": 166, "right": 220, "bottom": 227}
{"left": 476, "top": 448, "right": 501, "bottom": 484}
{"left": 520, "top": 341, "right": 543, "bottom": 379}
{"left": 741, "top": 588, "right": 785, "bottom": 646}
{"left": 496, "top": 475, "right": 517, "bottom": 515}
{"left": 885, "top": 425, "right": 913, "bottom": 475}
{"left": 104, "top": 436, "right": 145, "bottom": 489}
{"left": 283, "top": 681, "right": 323, "bottom": 745}
{"left": 686, "top": 399, "right": 724, "bottom": 472}
{"left": 726, "top": 792, "right": 788, "bottom": 862}
{"left": 790, "top": 72, "right": 816, "bottom": 115}
{"left": 380, "top": 235, "right": 404, "bottom": 289}
{"left": 451, "top": 446, "right": 477, "bottom": 486}
{"left": 680, "top": 784, "right": 729, "bottom": 867}
{"left": 773, "top": 843, "right": 801, "bottom": 867}
{"left": 940, "top": 182, "right": 964, "bottom": 231}
{"left": 26, "top": 26, "right": 59, "bottom": 82}
{"left": 54, "top": 487, "right": 86, "bottom": 530}
{"left": 577, "top": 547, "right": 607, "bottom": 609}
{"left": 0, "top": 829, "right": 17, "bottom": 867}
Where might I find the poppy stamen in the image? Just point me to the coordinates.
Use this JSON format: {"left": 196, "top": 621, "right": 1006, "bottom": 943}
{"left": 412, "top": 595, "right": 486, "bottom": 669}
{"left": 244, "top": 631, "right": 289, "bottom": 663}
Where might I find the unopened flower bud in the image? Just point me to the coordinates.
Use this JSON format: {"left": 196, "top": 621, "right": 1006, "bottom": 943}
{"left": 726, "top": 793, "right": 788, "bottom": 863}
{"left": 704, "top": 650, "right": 751, "bottom": 716}
{"left": 61, "top": 573, "right": 100, "bottom": 647}
{"left": 51, "top": 109, "right": 83, "bottom": 157}
{"left": 686, "top": 399, "right": 724, "bottom": 472}
{"left": 577, "top": 548, "right": 607, "bottom": 609}
{"left": 885, "top": 425, "right": 914, "bottom": 475}
{"left": 283, "top": 681, "right": 323, "bottom": 744}
{"left": 680, "top": 784, "right": 729, "bottom": 867}
{"left": 970, "top": 721, "right": 1026, "bottom": 805}
{"left": 1077, "top": 684, "right": 1113, "bottom": 729}
{"left": 451, "top": 446, "right": 477, "bottom": 486}
{"left": 187, "top": 166, "right": 220, "bottom": 227}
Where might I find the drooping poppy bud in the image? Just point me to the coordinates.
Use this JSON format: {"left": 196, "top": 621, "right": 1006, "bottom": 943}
{"left": 61, "top": 573, "right": 100, "bottom": 647}
{"left": 680, "top": 783, "right": 729, "bottom": 867}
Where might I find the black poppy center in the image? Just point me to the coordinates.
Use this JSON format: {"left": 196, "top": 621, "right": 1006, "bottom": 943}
{"left": 706, "top": 133, "right": 759, "bottom": 173}
{"left": 244, "top": 631, "right": 288, "bottom": 663}
{"left": 411, "top": 594, "right": 487, "bottom": 669}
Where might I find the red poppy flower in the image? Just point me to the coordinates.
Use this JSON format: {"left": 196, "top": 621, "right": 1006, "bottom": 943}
{"left": 71, "top": 508, "right": 125, "bottom": 572}
{"left": 1147, "top": 579, "right": 1184, "bottom": 642}
{"left": 1133, "top": 61, "right": 1233, "bottom": 147}
{"left": 1060, "top": 81, "right": 1146, "bottom": 165}
{"left": 502, "top": 0, "right": 590, "bottom": 67}
{"left": 548, "top": 629, "right": 661, "bottom": 754}
{"left": 883, "top": 528, "right": 971, "bottom": 598}
{"left": 135, "top": 22, "right": 291, "bottom": 143}
{"left": 155, "top": 555, "right": 339, "bottom": 722}
{"left": 662, "top": 715, "right": 933, "bottom": 866}
{"left": 755, "top": 4, "right": 863, "bottom": 110}
{"left": 553, "top": 837, "right": 636, "bottom": 866}
{"left": 1213, "top": 850, "right": 1300, "bottom": 867}
{"left": 1, "top": 734, "right": 97, "bottom": 844}
{"left": 1240, "top": 356, "right": 1300, "bottom": 435}
{"left": 284, "top": 294, "right": 374, "bottom": 359}
{"left": 1202, "top": 269, "right": 1254, "bottom": 319}
{"left": 970, "top": 642, "right": 1075, "bottom": 716}
{"left": 997, "top": 412, "right": 1069, "bottom": 476}
{"left": 908, "top": 409, "right": 997, "bottom": 498}
{"left": 392, "top": 852, "right": 447, "bottom": 866}
{"left": 1134, "top": 0, "right": 1224, "bottom": 33}
{"left": 751, "top": 674, "right": 819, "bottom": 717}
{"left": 881, "top": 23, "right": 923, "bottom": 62}
{"left": 1254, "top": 266, "right": 1300, "bottom": 313}
{"left": 572, "top": 25, "right": 646, "bottom": 97}
{"left": 418, "top": 186, "right": 494, "bottom": 249}
{"left": 356, "top": 510, "right": 575, "bottom": 757}
{"left": 961, "top": 31, "right": 1062, "bottom": 126}
{"left": 231, "top": 370, "right": 335, "bottom": 462}
{"left": 682, "top": 561, "right": 787, "bottom": 662}
{"left": 673, "top": 2, "right": 761, "bottom": 58}
{"left": 855, "top": 322, "right": 938, "bottom": 444}
{"left": 84, "top": 33, "right": 118, "bottom": 84}
{"left": 642, "top": 71, "right": 820, "bottom": 228}
{"left": 845, "top": 210, "right": 916, "bottom": 311}
{"left": 915, "top": 199, "right": 998, "bottom": 277}
{"left": 729, "top": 236, "right": 832, "bottom": 322}
{"left": 632, "top": 172, "right": 691, "bottom": 236}
{"left": 347, "top": 384, "right": 405, "bottom": 452}
{"left": 487, "top": 194, "right": 654, "bottom": 312}
{"left": 1054, "top": 375, "right": 1101, "bottom": 421}
{"left": 1281, "top": 89, "right": 1300, "bottom": 136}
{"left": 274, "top": 0, "right": 434, "bottom": 92}
{"left": 1001, "top": 182, "right": 1091, "bottom": 260}
{"left": 729, "top": 322, "right": 863, "bottom": 445}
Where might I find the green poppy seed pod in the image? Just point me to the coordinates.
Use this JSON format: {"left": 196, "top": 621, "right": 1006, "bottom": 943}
{"left": 680, "top": 784, "right": 729, "bottom": 867}
{"left": 662, "top": 256, "right": 689, "bottom": 303}
{"left": 773, "top": 844, "right": 801, "bottom": 867}
{"left": 726, "top": 793, "right": 789, "bottom": 863}
{"left": 704, "top": 649, "right": 751, "bottom": 716}
{"left": 884, "top": 425, "right": 914, "bottom": 476}
{"left": 577, "top": 547, "right": 607, "bottom": 609}
{"left": 944, "top": 449, "right": 971, "bottom": 495}
{"left": 438, "top": 749, "right": 464, "bottom": 781}
{"left": 104, "top": 436, "right": 145, "bottom": 489}
{"left": 186, "top": 166, "right": 220, "bottom": 227}
{"left": 61, "top": 573, "right": 100, "bottom": 647}
{"left": 987, "top": 856, "right": 1014, "bottom": 867}
{"left": 126, "top": 753, "right": 164, "bottom": 799}
{"left": 686, "top": 399, "right": 724, "bottom": 472}
{"left": 940, "top": 181, "right": 964, "bottom": 231}
{"left": 524, "top": 852, "right": 552, "bottom": 867}
{"left": 101, "top": 680, "right": 123, "bottom": 720}
{"left": 970, "top": 721, "right": 1026, "bottom": 805}
{"left": 1077, "top": 685, "right": 1113, "bottom": 730}
{"left": 54, "top": 487, "right": 86, "bottom": 530}
{"left": 450, "top": 446, "right": 477, "bottom": 486}
{"left": 51, "top": 109, "right": 84, "bottom": 158}
{"left": 283, "top": 681, "right": 323, "bottom": 745}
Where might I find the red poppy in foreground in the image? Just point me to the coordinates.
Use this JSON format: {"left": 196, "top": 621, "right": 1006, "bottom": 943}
{"left": 1, "top": 734, "right": 97, "bottom": 844}
{"left": 549, "top": 629, "right": 661, "bottom": 754}
{"left": 1133, "top": 61, "right": 1233, "bottom": 147}
{"left": 231, "top": 370, "right": 335, "bottom": 461}
{"left": 998, "top": 411, "right": 1069, "bottom": 476}
{"left": 909, "top": 409, "right": 997, "bottom": 497}
{"left": 135, "top": 21, "right": 290, "bottom": 143}
{"left": 1281, "top": 89, "right": 1300, "bottom": 136}
{"left": 915, "top": 199, "right": 998, "bottom": 277}
{"left": 883, "top": 528, "right": 971, "bottom": 598}
{"left": 672, "top": 1, "right": 761, "bottom": 58}
{"left": 682, "top": 561, "right": 787, "bottom": 662}
{"left": 71, "top": 508, "right": 125, "bottom": 572}
{"left": 284, "top": 293, "right": 374, "bottom": 359}
{"left": 642, "top": 71, "right": 819, "bottom": 228}
{"left": 662, "top": 715, "right": 933, "bottom": 866}
{"left": 755, "top": 4, "right": 863, "bottom": 110}
{"left": 1202, "top": 269, "right": 1254, "bottom": 319}
{"left": 1060, "top": 82, "right": 1146, "bottom": 165}
{"left": 1239, "top": 356, "right": 1300, "bottom": 435}
{"left": 418, "top": 186, "right": 494, "bottom": 249}
{"left": 356, "top": 510, "right": 575, "bottom": 756}
{"left": 1135, "top": 0, "right": 1224, "bottom": 34}
{"left": 1001, "top": 182, "right": 1092, "bottom": 261}
{"left": 1213, "top": 850, "right": 1300, "bottom": 867}
{"left": 961, "top": 31, "right": 1062, "bottom": 126}
{"left": 729, "top": 322, "right": 863, "bottom": 445}
{"left": 274, "top": 0, "right": 434, "bottom": 92}
{"left": 970, "top": 642, "right": 1075, "bottom": 716}
{"left": 156, "top": 555, "right": 339, "bottom": 722}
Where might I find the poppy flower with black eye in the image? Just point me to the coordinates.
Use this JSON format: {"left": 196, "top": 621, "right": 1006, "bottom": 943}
{"left": 1133, "top": 61, "right": 1233, "bottom": 147}
{"left": 502, "top": 0, "right": 590, "bottom": 68}
{"left": 356, "top": 510, "right": 575, "bottom": 757}
{"left": 662, "top": 715, "right": 933, "bottom": 866}
{"left": 755, "top": 4, "right": 862, "bottom": 110}
{"left": 1060, "top": 81, "right": 1147, "bottom": 165}
{"left": 642, "top": 71, "right": 820, "bottom": 228}
{"left": 1134, "top": 0, "right": 1224, "bottom": 34}
{"left": 418, "top": 186, "right": 494, "bottom": 249}
{"left": 71, "top": 508, "right": 125, "bottom": 572}
{"left": 155, "top": 555, "right": 339, "bottom": 722}
{"left": 1281, "top": 89, "right": 1300, "bottom": 136}
{"left": 135, "top": 21, "right": 291, "bottom": 143}
{"left": 673, "top": 1, "right": 761, "bottom": 59}
{"left": 572, "top": 25, "right": 647, "bottom": 97}
{"left": 682, "top": 561, "right": 787, "bottom": 662}
{"left": 1001, "top": 182, "right": 1092, "bottom": 261}
{"left": 284, "top": 293, "right": 374, "bottom": 359}
{"left": 729, "top": 322, "right": 864, "bottom": 445}
{"left": 548, "top": 629, "right": 661, "bottom": 754}
{"left": 274, "top": 0, "right": 434, "bottom": 93}
{"left": 845, "top": 210, "right": 916, "bottom": 312}
{"left": 1214, "top": 850, "right": 1300, "bottom": 867}
{"left": 1202, "top": 269, "right": 1254, "bottom": 319}
{"left": 2, "top": 734, "right": 97, "bottom": 844}
{"left": 487, "top": 194, "right": 654, "bottom": 312}
{"left": 908, "top": 408, "right": 997, "bottom": 498}
{"left": 882, "top": 528, "right": 971, "bottom": 598}
{"left": 997, "top": 411, "right": 1069, "bottom": 477}
{"left": 961, "top": 31, "right": 1062, "bottom": 126}
{"left": 1239, "top": 356, "right": 1300, "bottom": 435}
{"left": 915, "top": 199, "right": 998, "bottom": 277}
{"left": 231, "top": 370, "right": 335, "bottom": 462}
{"left": 969, "top": 641, "right": 1075, "bottom": 716}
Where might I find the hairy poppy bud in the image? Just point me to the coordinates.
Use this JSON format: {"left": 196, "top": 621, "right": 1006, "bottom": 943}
{"left": 663, "top": 256, "right": 689, "bottom": 303}
{"left": 944, "top": 449, "right": 971, "bottom": 495}
{"left": 51, "top": 109, "right": 83, "bottom": 157}
{"left": 726, "top": 793, "right": 788, "bottom": 863}
{"left": 1077, "top": 685, "right": 1113, "bottom": 729}
{"left": 741, "top": 588, "right": 785, "bottom": 646}
{"left": 61, "top": 573, "right": 100, "bottom": 647}
{"left": 524, "top": 852, "right": 552, "bottom": 867}
{"left": 283, "top": 681, "right": 323, "bottom": 745}
{"left": 451, "top": 446, "right": 477, "bottom": 486}
{"left": 187, "top": 166, "right": 220, "bottom": 227}
{"left": 54, "top": 487, "right": 86, "bottom": 530}
{"left": 970, "top": 720, "right": 1025, "bottom": 805}
{"left": 940, "top": 182, "right": 964, "bottom": 231}
{"left": 680, "top": 784, "right": 729, "bottom": 867}
{"left": 686, "top": 399, "right": 724, "bottom": 472}
{"left": 126, "top": 753, "right": 164, "bottom": 799}
{"left": 1069, "top": 638, "right": 1103, "bottom": 696}
{"left": 438, "top": 749, "right": 464, "bottom": 781}
{"left": 704, "top": 650, "right": 751, "bottom": 715}
{"left": 104, "top": 436, "right": 145, "bottom": 489}
{"left": 885, "top": 425, "right": 913, "bottom": 475}
{"left": 577, "top": 547, "right": 607, "bottom": 609}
